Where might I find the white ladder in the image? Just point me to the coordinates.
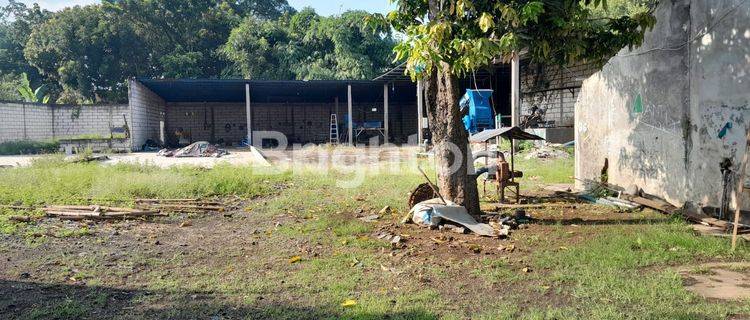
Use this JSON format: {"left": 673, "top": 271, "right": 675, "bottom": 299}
{"left": 329, "top": 114, "right": 340, "bottom": 145}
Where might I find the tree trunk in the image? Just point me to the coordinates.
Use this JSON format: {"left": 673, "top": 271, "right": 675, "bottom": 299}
{"left": 424, "top": 62, "right": 482, "bottom": 217}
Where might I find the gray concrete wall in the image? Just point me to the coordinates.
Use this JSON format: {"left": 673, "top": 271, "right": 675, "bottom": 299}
{"left": 53, "top": 105, "right": 129, "bottom": 139}
{"left": 0, "top": 101, "right": 128, "bottom": 143}
{"left": 521, "top": 62, "right": 599, "bottom": 127}
{"left": 129, "top": 79, "right": 166, "bottom": 150}
{"left": 575, "top": 0, "right": 750, "bottom": 209}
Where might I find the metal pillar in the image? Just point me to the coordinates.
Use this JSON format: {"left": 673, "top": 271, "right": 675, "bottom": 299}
{"left": 511, "top": 53, "right": 521, "bottom": 127}
{"left": 416, "top": 80, "right": 424, "bottom": 145}
{"left": 245, "top": 83, "right": 252, "bottom": 146}
{"left": 383, "top": 83, "right": 389, "bottom": 144}
{"left": 347, "top": 84, "right": 353, "bottom": 146}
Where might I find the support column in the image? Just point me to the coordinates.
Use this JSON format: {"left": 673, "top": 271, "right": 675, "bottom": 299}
{"left": 347, "top": 84, "right": 353, "bottom": 146}
{"left": 383, "top": 83, "right": 389, "bottom": 144}
{"left": 416, "top": 80, "right": 424, "bottom": 145}
{"left": 245, "top": 83, "right": 252, "bottom": 147}
{"left": 511, "top": 53, "right": 521, "bottom": 127}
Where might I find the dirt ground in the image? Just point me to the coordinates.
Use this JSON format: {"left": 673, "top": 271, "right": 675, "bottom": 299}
{"left": 0, "top": 189, "right": 713, "bottom": 319}
{"left": 0, "top": 148, "right": 747, "bottom": 319}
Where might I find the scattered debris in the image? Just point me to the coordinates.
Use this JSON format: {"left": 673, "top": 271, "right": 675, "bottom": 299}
{"left": 8, "top": 215, "right": 32, "bottom": 222}
{"left": 379, "top": 206, "right": 391, "bottom": 215}
{"left": 523, "top": 146, "right": 570, "bottom": 160}
{"left": 179, "top": 220, "right": 192, "bottom": 227}
{"left": 495, "top": 202, "right": 577, "bottom": 210}
{"left": 42, "top": 205, "right": 164, "bottom": 220}
{"left": 358, "top": 214, "right": 380, "bottom": 222}
{"left": 410, "top": 198, "right": 499, "bottom": 237}
{"left": 135, "top": 198, "right": 232, "bottom": 214}
{"left": 439, "top": 224, "right": 466, "bottom": 234}
{"left": 158, "top": 141, "right": 228, "bottom": 158}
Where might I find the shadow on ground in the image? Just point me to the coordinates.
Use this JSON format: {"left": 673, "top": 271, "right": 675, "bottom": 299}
{"left": 0, "top": 280, "right": 437, "bottom": 320}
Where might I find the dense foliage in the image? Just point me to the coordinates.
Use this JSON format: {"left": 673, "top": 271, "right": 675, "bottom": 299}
{"left": 370, "top": 0, "right": 657, "bottom": 78}
{"left": 0, "top": 0, "right": 396, "bottom": 104}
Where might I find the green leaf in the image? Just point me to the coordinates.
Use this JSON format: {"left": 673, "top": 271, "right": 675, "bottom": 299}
{"left": 521, "top": 2, "right": 545, "bottom": 24}
{"left": 478, "top": 13, "right": 494, "bottom": 33}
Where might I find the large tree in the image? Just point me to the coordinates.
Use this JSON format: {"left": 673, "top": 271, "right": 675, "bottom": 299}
{"left": 224, "top": 8, "right": 395, "bottom": 80}
{"left": 24, "top": 5, "right": 148, "bottom": 103}
{"left": 371, "top": 0, "right": 655, "bottom": 216}
{"left": 0, "top": 1, "right": 51, "bottom": 88}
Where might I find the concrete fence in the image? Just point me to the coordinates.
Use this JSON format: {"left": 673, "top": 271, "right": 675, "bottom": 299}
{"left": 0, "top": 101, "right": 129, "bottom": 144}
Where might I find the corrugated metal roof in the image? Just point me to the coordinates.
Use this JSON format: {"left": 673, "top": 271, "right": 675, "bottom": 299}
{"left": 137, "top": 78, "right": 416, "bottom": 103}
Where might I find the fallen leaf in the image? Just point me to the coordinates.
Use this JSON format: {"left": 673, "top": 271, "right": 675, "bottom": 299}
{"left": 288, "top": 256, "right": 302, "bottom": 264}
{"left": 341, "top": 299, "right": 357, "bottom": 307}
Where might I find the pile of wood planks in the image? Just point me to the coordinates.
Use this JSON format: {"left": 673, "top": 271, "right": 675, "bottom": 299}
{"left": 43, "top": 205, "right": 164, "bottom": 220}
{"left": 134, "top": 199, "right": 228, "bottom": 214}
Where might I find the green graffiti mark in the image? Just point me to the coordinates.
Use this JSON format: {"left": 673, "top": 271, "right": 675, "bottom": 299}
{"left": 633, "top": 94, "right": 643, "bottom": 113}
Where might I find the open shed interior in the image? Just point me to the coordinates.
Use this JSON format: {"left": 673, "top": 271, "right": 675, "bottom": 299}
{"left": 129, "top": 79, "right": 419, "bottom": 150}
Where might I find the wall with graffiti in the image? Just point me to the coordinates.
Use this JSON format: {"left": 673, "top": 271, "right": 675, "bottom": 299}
{"left": 575, "top": 0, "right": 750, "bottom": 210}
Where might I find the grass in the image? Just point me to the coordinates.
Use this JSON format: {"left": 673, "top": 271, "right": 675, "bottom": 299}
{"left": 1, "top": 152, "right": 749, "bottom": 319}
{"left": 0, "top": 140, "right": 59, "bottom": 155}
{"left": 0, "top": 155, "right": 289, "bottom": 206}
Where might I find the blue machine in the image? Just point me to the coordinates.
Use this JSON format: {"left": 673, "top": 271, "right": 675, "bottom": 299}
{"left": 460, "top": 89, "right": 495, "bottom": 134}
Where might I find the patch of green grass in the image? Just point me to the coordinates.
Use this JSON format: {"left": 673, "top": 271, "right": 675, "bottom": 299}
{"left": 0, "top": 157, "right": 290, "bottom": 206}
{"left": 0, "top": 139, "right": 59, "bottom": 155}
{"left": 533, "top": 222, "right": 750, "bottom": 319}
{"left": 28, "top": 298, "right": 91, "bottom": 319}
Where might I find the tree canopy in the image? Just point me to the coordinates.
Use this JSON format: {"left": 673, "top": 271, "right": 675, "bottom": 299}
{"left": 370, "top": 0, "right": 657, "bottom": 79}
{"left": 0, "top": 0, "right": 396, "bottom": 104}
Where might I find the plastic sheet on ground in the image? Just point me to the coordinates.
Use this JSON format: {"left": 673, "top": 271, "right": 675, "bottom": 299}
{"left": 409, "top": 198, "right": 498, "bottom": 237}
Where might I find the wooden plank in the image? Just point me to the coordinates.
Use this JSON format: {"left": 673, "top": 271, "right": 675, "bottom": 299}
{"left": 495, "top": 203, "right": 578, "bottom": 210}
{"left": 620, "top": 194, "right": 678, "bottom": 214}
{"left": 732, "top": 129, "right": 750, "bottom": 251}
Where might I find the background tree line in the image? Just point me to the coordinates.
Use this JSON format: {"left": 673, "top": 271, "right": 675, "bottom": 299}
{"left": 0, "top": 0, "right": 396, "bottom": 104}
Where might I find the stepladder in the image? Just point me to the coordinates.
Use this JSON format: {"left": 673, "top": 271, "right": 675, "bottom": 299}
{"left": 329, "top": 114, "right": 340, "bottom": 145}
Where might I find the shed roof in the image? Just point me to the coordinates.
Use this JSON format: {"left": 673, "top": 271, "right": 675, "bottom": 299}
{"left": 137, "top": 78, "right": 416, "bottom": 103}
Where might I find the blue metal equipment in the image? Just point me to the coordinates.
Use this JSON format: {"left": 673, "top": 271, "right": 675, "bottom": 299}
{"left": 460, "top": 89, "right": 495, "bottom": 134}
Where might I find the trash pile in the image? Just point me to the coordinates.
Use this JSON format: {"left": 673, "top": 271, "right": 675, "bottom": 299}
{"left": 523, "top": 146, "right": 570, "bottom": 160}
{"left": 158, "top": 141, "right": 228, "bottom": 158}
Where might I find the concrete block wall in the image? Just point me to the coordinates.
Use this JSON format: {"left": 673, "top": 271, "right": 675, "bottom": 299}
{"left": 575, "top": 0, "right": 750, "bottom": 209}
{"left": 0, "top": 102, "right": 52, "bottom": 142}
{"left": 0, "top": 101, "right": 128, "bottom": 144}
{"left": 521, "top": 62, "right": 599, "bottom": 127}
{"left": 53, "top": 105, "right": 129, "bottom": 139}
{"left": 129, "top": 80, "right": 166, "bottom": 150}
{"left": 164, "top": 101, "right": 419, "bottom": 146}
{"left": 165, "top": 102, "right": 248, "bottom": 146}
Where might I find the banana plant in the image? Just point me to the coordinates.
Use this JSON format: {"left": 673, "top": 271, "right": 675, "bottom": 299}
{"left": 17, "top": 73, "right": 50, "bottom": 104}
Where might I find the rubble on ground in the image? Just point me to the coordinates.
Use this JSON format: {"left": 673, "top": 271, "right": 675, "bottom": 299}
{"left": 523, "top": 146, "right": 570, "bottom": 160}
{"left": 158, "top": 141, "right": 228, "bottom": 158}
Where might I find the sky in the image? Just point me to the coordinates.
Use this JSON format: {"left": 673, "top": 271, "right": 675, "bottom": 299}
{"left": 0, "top": 0, "right": 395, "bottom": 16}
